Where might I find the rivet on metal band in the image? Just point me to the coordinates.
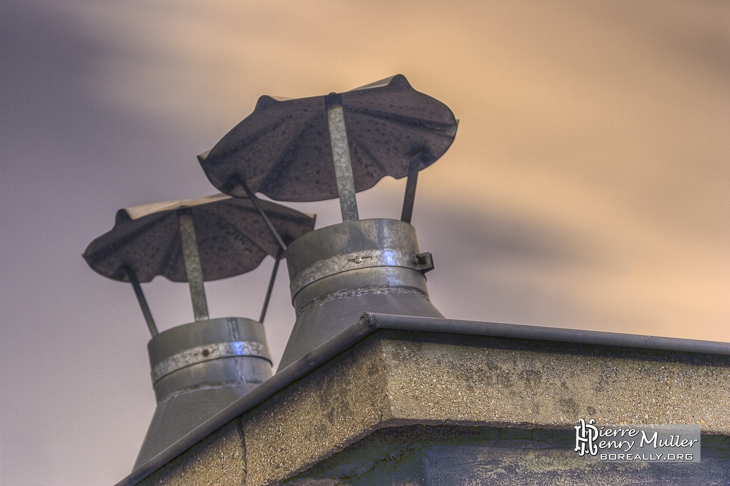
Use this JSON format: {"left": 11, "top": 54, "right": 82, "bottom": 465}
{"left": 289, "top": 249, "right": 432, "bottom": 296}
{"left": 151, "top": 341, "right": 272, "bottom": 383}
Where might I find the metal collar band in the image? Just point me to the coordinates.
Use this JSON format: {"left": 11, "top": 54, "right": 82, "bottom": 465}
{"left": 289, "top": 249, "right": 433, "bottom": 297}
{"left": 151, "top": 341, "right": 272, "bottom": 383}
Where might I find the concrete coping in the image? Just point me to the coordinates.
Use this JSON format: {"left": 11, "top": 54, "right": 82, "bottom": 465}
{"left": 116, "top": 313, "right": 730, "bottom": 486}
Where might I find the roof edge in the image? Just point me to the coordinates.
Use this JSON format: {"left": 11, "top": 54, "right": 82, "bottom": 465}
{"left": 116, "top": 314, "right": 730, "bottom": 485}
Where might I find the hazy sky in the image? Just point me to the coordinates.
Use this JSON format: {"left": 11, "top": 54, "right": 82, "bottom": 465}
{"left": 1, "top": 1, "right": 728, "bottom": 485}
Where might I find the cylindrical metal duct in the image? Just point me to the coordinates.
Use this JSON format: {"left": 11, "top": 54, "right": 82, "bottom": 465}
{"left": 279, "top": 218, "right": 441, "bottom": 370}
{"left": 134, "top": 317, "right": 272, "bottom": 469}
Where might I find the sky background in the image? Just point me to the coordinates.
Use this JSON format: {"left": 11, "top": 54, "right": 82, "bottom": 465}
{"left": 1, "top": 1, "right": 728, "bottom": 485}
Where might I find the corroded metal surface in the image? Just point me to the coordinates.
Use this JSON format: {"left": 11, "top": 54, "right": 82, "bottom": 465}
{"left": 83, "top": 194, "right": 315, "bottom": 283}
{"left": 198, "top": 74, "right": 458, "bottom": 202}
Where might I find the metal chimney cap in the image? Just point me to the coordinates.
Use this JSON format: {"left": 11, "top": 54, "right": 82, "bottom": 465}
{"left": 198, "top": 74, "right": 458, "bottom": 203}
{"left": 83, "top": 194, "right": 315, "bottom": 283}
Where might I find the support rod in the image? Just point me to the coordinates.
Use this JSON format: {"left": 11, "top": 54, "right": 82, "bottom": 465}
{"left": 176, "top": 209, "right": 209, "bottom": 322}
{"left": 235, "top": 177, "right": 288, "bottom": 252}
{"left": 259, "top": 246, "right": 283, "bottom": 324}
{"left": 325, "top": 94, "right": 359, "bottom": 222}
{"left": 123, "top": 265, "right": 158, "bottom": 337}
{"left": 401, "top": 152, "right": 424, "bottom": 224}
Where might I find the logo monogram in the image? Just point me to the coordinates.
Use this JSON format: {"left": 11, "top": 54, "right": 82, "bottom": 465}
{"left": 575, "top": 418, "right": 599, "bottom": 456}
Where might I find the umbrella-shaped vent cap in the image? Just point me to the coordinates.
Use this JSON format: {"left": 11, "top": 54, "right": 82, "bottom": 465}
{"left": 199, "top": 74, "right": 458, "bottom": 202}
{"left": 83, "top": 194, "right": 315, "bottom": 283}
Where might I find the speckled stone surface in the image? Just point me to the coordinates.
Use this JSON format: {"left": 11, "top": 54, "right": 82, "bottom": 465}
{"left": 242, "top": 337, "right": 394, "bottom": 486}
{"left": 380, "top": 332, "right": 730, "bottom": 432}
{"left": 140, "top": 330, "right": 730, "bottom": 485}
{"left": 282, "top": 426, "right": 730, "bottom": 486}
{"left": 238, "top": 331, "right": 729, "bottom": 485}
{"left": 138, "top": 420, "right": 245, "bottom": 486}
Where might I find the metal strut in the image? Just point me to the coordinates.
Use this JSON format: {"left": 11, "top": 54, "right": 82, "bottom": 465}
{"left": 259, "top": 246, "right": 283, "bottom": 324}
{"left": 325, "top": 94, "right": 359, "bottom": 223}
{"left": 176, "top": 208, "right": 209, "bottom": 322}
{"left": 122, "top": 265, "right": 158, "bottom": 337}
{"left": 401, "top": 151, "right": 426, "bottom": 224}
{"left": 232, "top": 176, "right": 288, "bottom": 252}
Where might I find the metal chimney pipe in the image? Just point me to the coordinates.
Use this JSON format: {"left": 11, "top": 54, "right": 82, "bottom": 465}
{"left": 133, "top": 317, "right": 272, "bottom": 469}
{"left": 278, "top": 218, "right": 440, "bottom": 370}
